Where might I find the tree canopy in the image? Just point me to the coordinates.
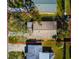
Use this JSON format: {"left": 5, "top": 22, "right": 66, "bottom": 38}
{"left": 8, "top": 0, "right": 41, "bottom": 32}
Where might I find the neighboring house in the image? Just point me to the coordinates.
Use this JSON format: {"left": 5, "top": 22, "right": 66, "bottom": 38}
{"left": 8, "top": 21, "right": 57, "bottom": 40}
{"left": 26, "top": 21, "right": 57, "bottom": 40}
{"left": 25, "top": 41, "right": 55, "bottom": 59}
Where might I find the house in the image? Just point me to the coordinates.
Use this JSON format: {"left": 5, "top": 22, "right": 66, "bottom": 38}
{"left": 39, "top": 52, "right": 54, "bottom": 59}
{"left": 8, "top": 21, "right": 57, "bottom": 40}
{"left": 8, "top": 0, "right": 57, "bottom": 40}
{"left": 25, "top": 40, "right": 55, "bottom": 59}
{"left": 26, "top": 21, "right": 57, "bottom": 40}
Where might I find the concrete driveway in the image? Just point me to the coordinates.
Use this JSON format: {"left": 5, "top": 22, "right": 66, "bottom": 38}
{"left": 8, "top": 43, "right": 26, "bottom": 52}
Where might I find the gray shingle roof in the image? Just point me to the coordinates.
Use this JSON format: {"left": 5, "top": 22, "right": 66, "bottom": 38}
{"left": 33, "top": 21, "right": 57, "bottom": 30}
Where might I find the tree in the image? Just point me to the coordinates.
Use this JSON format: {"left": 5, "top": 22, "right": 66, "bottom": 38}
{"left": 25, "top": 0, "right": 42, "bottom": 23}
{"left": 8, "top": 36, "right": 18, "bottom": 43}
{"left": 8, "top": 0, "right": 23, "bottom": 8}
{"left": 8, "top": 0, "right": 41, "bottom": 32}
{"left": 57, "top": 0, "right": 64, "bottom": 17}
{"left": 8, "top": 12, "right": 31, "bottom": 32}
{"left": 55, "top": 0, "right": 70, "bottom": 40}
{"left": 9, "top": 52, "right": 24, "bottom": 59}
{"left": 65, "top": 0, "right": 71, "bottom": 15}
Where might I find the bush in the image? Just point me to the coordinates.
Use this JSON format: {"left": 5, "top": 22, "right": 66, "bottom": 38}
{"left": 8, "top": 0, "right": 23, "bottom": 8}
{"left": 8, "top": 51, "right": 24, "bottom": 59}
{"left": 8, "top": 36, "right": 26, "bottom": 43}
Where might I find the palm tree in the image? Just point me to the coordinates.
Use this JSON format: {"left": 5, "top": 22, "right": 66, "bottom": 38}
{"left": 65, "top": 0, "right": 71, "bottom": 15}
{"left": 54, "top": 0, "right": 71, "bottom": 59}
{"left": 57, "top": 0, "right": 64, "bottom": 17}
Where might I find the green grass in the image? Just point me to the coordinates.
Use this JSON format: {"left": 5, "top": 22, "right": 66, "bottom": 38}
{"left": 8, "top": 51, "right": 24, "bottom": 59}
{"left": 66, "top": 42, "right": 71, "bottom": 59}
{"left": 65, "top": 0, "right": 71, "bottom": 15}
{"left": 42, "top": 40, "right": 62, "bottom": 59}
{"left": 42, "top": 40, "right": 70, "bottom": 59}
{"left": 8, "top": 36, "right": 26, "bottom": 44}
{"left": 40, "top": 13, "right": 56, "bottom": 17}
{"left": 8, "top": 40, "right": 70, "bottom": 59}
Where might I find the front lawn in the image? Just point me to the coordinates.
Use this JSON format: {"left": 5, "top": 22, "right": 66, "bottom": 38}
{"left": 8, "top": 36, "right": 26, "bottom": 44}
{"left": 42, "top": 40, "right": 70, "bottom": 59}
{"left": 8, "top": 51, "right": 24, "bottom": 59}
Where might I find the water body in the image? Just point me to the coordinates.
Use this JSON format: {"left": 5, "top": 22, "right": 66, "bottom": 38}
{"left": 32, "top": 0, "right": 57, "bottom": 12}
{"left": 8, "top": 0, "right": 56, "bottom": 13}
{"left": 35, "top": 4, "right": 56, "bottom": 13}
{"left": 32, "top": 0, "right": 56, "bottom": 4}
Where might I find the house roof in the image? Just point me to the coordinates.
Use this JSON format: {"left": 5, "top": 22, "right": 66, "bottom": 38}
{"left": 33, "top": 21, "right": 57, "bottom": 30}
{"left": 26, "top": 39, "right": 42, "bottom": 45}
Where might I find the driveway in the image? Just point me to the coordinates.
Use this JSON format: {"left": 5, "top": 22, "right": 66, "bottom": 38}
{"left": 8, "top": 43, "right": 26, "bottom": 52}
